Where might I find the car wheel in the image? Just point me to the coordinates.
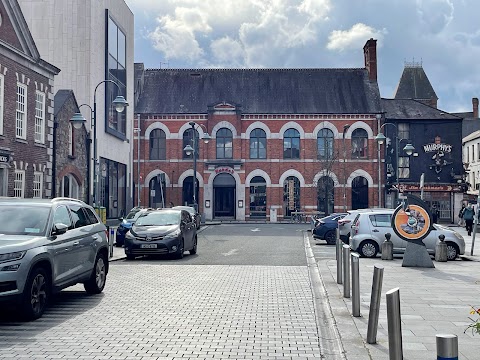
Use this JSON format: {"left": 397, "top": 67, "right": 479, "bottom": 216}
{"left": 175, "top": 238, "right": 185, "bottom": 259}
{"left": 21, "top": 267, "right": 50, "bottom": 320}
{"left": 190, "top": 236, "right": 198, "bottom": 255}
{"left": 84, "top": 253, "right": 107, "bottom": 294}
{"left": 446, "top": 242, "right": 459, "bottom": 260}
{"left": 126, "top": 254, "right": 135, "bottom": 261}
{"left": 325, "top": 231, "right": 337, "bottom": 245}
{"left": 358, "top": 240, "right": 378, "bottom": 258}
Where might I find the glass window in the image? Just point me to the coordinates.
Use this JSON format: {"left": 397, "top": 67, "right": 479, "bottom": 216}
{"left": 216, "top": 128, "right": 233, "bottom": 159}
{"left": 69, "top": 204, "right": 89, "bottom": 228}
{"left": 14, "top": 170, "right": 25, "bottom": 198}
{"left": 351, "top": 129, "right": 368, "bottom": 159}
{"left": 84, "top": 207, "right": 99, "bottom": 224}
{"left": 398, "top": 123, "right": 409, "bottom": 140}
{"left": 106, "top": 15, "right": 127, "bottom": 135}
{"left": 183, "top": 128, "right": 199, "bottom": 159}
{"left": 249, "top": 176, "right": 266, "bottom": 218}
{"left": 0, "top": 74, "right": 4, "bottom": 135}
{"left": 53, "top": 205, "right": 72, "bottom": 228}
{"left": 16, "top": 83, "right": 27, "bottom": 139}
{"left": 317, "top": 128, "right": 334, "bottom": 159}
{"left": 0, "top": 205, "right": 50, "bottom": 235}
{"left": 35, "top": 91, "right": 45, "bottom": 143}
{"left": 398, "top": 156, "right": 410, "bottom": 179}
{"left": 68, "top": 124, "right": 74, "bottom": 156}
{"left": 250, "top": 129, "right": 266, "bottom": 159}
{"left": 369, "top": 214, "right": 391, "bottom": 227}
{"left": 98, "top": 158, "right": 126, "bottom": 219}
{"left": 317, "top": 176, "right": 334, "bottom": 215}
{"left": 283, "top": 128, "right": 300, "bottom": 159}
{"left": 33, "top": 172, "right": 43, "bottom": 198}
{"left": 149, "top": 129, "right": 166, "bottom": 160}
{"left": 136, "top": 211, "right": 180, "bottom": 226}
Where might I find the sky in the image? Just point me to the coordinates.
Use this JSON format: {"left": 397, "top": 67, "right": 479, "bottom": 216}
{"left": 125, "top": 0, "right": 480, "bottom": 113}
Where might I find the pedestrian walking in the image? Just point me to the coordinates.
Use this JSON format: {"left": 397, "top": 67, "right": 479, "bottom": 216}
{"left": 431, "top": 205, "right": 439, "bottom": 223}
{"left": 458, "top": 204, "right": 466, "bottom": 226}
{"left": 463, "top": 204, "right": 475, "bottom": 236}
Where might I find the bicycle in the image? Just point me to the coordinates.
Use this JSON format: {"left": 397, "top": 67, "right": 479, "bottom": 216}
{"left": 291, "top": 211, "right": 306, "bottom": 223}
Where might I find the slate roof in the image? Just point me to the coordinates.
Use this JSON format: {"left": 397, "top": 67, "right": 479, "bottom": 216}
{"left": 54, "top": 89, "right": 77, "bottom": 117}
{"left": 394, "top": 65, "right": 438, "bottom": 101}
{"left": 135, "top": 68, "right": 382, "bottom": 114}
{"left": 381, "top": 98, "right": 460, "bottom": 120}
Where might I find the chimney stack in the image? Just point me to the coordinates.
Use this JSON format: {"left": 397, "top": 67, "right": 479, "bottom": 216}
{"left": 363, "top": 38, "right": 377, "bottom": 82}
{"left": 473, "top": 97, "right": 478, "bottom": 118}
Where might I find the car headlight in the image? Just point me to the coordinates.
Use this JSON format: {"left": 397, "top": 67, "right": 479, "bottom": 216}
{"left": 164, "top": 229, "right": 181, "bottom": 239}
{"left": 0, "top": 251, "right": 26, "bottom": 263}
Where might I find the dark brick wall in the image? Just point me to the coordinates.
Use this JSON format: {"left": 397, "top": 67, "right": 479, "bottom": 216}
{"left": 0, "top": 1, "right": 23, "bottom": 51}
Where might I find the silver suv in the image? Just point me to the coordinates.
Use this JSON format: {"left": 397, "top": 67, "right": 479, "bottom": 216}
{"left": 350, "top": 210, "right": 465, "bottom": 260}
{"left": 0, "top": 197, "right": 109, "bottom": 320}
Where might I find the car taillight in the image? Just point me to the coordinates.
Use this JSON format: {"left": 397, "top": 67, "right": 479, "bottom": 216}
{"left": 353, "top": 220, "right": 360, "bottom": 235}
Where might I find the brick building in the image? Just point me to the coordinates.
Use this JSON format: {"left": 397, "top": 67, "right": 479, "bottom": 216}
{"left": 134, "top": 39, "right": 383, "bottom": 221}
{"left": 53, "top": 90, "right": 88, "bottom": 201}
{"left": 0, "top": 0, "right": 59, "bottom": 198}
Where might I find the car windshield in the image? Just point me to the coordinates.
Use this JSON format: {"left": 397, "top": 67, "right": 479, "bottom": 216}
{"left": 0, "top": 205, "right": 50, "bottom": 235}
{"left": 125, "top": 210, "right": 140, "bottom": 220}
{"left": 172, "top": 206, "right": 195, "bottom": 215}
{"left": 135, "top": 212, "right": 181, "bottom": 226}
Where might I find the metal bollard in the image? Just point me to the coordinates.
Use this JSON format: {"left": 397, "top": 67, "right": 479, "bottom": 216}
{"left": 343, "top": 245, "right": 350, "bottom": 298}
{"left": 351, "top": 253, "right": 360, "bottom": 317}
{"left": 109, "top": 227, "right": 115, "bottom": 258}
{"left": 367, "top": 264, "right": 384, "bottom": 344}
{"left": 386, "top": 288, "right": 403, "bottom": 360}
{"left": 336, "top": 228, "right": 343, "bottom": 284}
{"left": 435, "top": 234, "right": 448, "bottom": 262}
{"left": 436, "top": 334, "right": 458, "bottom": 360}
{"left": 381, "top": 233, "right": 394, "bottom": 260}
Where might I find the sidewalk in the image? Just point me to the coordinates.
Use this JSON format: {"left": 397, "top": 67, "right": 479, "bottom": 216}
{"left": 318, "top": 226, "right": 480, "bottom": 360}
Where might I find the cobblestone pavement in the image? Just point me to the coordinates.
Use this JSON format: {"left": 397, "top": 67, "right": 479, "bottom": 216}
{"left": 0, "top": 263, "right": 322, "bottom": 359}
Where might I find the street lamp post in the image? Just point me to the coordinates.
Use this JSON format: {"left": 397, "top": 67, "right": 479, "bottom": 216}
{"left": 375, "top": 124, "right": 415, "bottom": 206}
{"left": 342, "top": 124, "right": 351, "bottom": 212}
{"left": 70, "top": 80, "right": 128, "bottom": 207}
{"left": 183, "top": 122, "right": 211, "bottom": 212}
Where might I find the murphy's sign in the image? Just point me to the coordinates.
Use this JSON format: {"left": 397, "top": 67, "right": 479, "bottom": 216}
{"left": 423, "top": 136, "right": 452, "bottom": 153}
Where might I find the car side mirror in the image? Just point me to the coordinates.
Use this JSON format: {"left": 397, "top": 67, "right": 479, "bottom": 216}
{"left": 52, "top": 223, "right": 69, "bottom": 236}
{"left": 118, "top": 217, "right": 124, "bottom": 221}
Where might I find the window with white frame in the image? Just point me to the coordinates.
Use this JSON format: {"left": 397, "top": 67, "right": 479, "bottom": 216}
{"left": 16, "top": 83, "right": 27, "bottom": 139}
{"left": 0, "top": 74, "right": 4, "bottom": 135}
{"left": 33, "top": 171, "right": 43, "bottom": 198}
{"left": 14, "top": 170, "right": 25, "bottom": 197}
{"left": 68, "top": 123, "right": 74, "bottom": 156}
{"left": 35, "top": 91, "right": 45, "bottom": 143}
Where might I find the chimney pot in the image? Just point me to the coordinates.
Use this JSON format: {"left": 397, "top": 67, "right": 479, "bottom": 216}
{"left": 473, "top": 97, "right": 478, "bottom": 118}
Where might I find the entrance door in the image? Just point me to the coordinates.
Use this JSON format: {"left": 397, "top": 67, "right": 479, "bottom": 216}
{"left": 352, "top": 176, "right": 369, "bottom": 210}
{"left": 214, "top": 173, "right": 236, "bottom": 218}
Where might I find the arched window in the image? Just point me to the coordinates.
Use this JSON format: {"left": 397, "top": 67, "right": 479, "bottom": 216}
{"left": 351, "top": 128, "right": 368, "bottom": 159}
{"left": 317, "top": 128, "right": 334, "bottom": 159}
{"left": 62, "top": 174, "right": 79, "bottom": 199}
{"left": 283, "top": 128, "right": 300, "bottom": 159}
{"left": 352, "top": 176, "right": 369, "bottom": 210}
{"left": 183, "top": 128, "right": 199, "bottom": 159}
{"left": 283, "top": 176, "right": 300, "bottom": 217}
{"left": 68, "top": 123, "right": 74, "bottom": 157}
{"left": 216, "top": 128, "right": 233, "bottom": 159}
{"left": 250, "top": 129, "right": 266, "bottom": 159}
{"left": 317, "top": 176, "right": 334, "bottom": 215}
{"left": 249, "top": 176, "right": 266, "bottom": 218}
{"left": 149, "top": 129, "right": 166, "bottom": 160}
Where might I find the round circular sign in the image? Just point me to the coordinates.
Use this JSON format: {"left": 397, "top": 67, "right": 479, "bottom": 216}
{"left": 392, "top": 204, "right": 431, "bottom": 241}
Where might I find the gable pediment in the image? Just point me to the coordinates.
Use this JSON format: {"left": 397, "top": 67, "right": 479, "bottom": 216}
{"left": 213, "top": 102, "right": 236, "bottom": 111}
{"left": 0, "top": 0, "right": 40, "bottom": 61}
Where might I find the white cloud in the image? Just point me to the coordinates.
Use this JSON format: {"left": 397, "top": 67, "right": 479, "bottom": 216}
{"left": 416, "top": 0, "right": 454, "bottom": 34}
{"left": 326, "top": 23, "right": 386, "bottom": 52}
{"left": 210, "top": 37, "right": 245, "bottom": 66}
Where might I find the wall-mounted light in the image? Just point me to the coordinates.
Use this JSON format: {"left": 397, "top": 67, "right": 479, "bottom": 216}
{"left": 238, "top": 200, "right": 243, "bottom": 208}
{"left": 205, "top": 200, "right": 210, "bottom": 208}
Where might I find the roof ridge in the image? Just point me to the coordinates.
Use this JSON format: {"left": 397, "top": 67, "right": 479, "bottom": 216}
{"left": 144, "top": 67, "right": 366, "bottom": 72}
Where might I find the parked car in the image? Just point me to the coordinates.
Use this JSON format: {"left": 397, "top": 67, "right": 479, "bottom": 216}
{"left": 349, "top": 210, "right": 465, "bottom": 260}
{"left": 338, "top": 208, "right": 388, "bottom": 243}
{"left": 312, "top": 213, "right": 348, "bottom": 244}
{"left": 116, "top": 207, "right": 154, "bottom": 246}
{"left": 124, "top": 209, "right": 198, "bottom": 260}
{"left": 172, "top": 206, "right": 201, "bottom": 229}
{"left": 0, "top": 197, "right": 109, "bottom": 320}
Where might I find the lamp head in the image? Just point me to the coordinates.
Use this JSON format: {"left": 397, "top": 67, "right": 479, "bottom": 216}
{"left": 375, "top": 132, "right": 386, "bottom": 145}
{"left": 183, "top": 144, "right": 194, "bottom": 156}
{"left": 403, "top": 143, "right": 415, "bottom": 156}
{"left": 70, "top": 112, "right": 87, "bottom": 129}
{"left": 203, "top": 132, "right": 211, "bottom": 144}
{"left": 112, "top": 95, "right": 128, "bottom": 113}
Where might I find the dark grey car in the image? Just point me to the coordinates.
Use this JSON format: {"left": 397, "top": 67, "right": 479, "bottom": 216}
{"left": 124, "top": 209, "right": 197, "bottom": 260}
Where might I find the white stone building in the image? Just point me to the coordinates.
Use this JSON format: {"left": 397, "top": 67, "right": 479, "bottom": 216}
{"left": 18, "top": 0, "right": 134, "bottom": 219}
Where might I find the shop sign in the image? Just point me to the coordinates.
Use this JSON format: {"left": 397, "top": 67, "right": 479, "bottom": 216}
{"left": 394, "top": 184, "right": 461, "bottom": 192}
{"left": 0, "top": 154, "right": 9, "bottom": 163}
{"left": 215, "top": 167, "right": 235, "bottom": 174}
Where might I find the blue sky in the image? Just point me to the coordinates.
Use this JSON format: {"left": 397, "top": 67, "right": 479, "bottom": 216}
{"left": 125, "top": 0, "right": 480, "bottom": 113}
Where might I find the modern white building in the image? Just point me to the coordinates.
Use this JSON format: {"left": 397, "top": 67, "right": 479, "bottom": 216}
{"left": 463, "top": 130, "right": 480, "bottom": 198}
{"left": 18, "top": 0, "right": 134, "bottom": 219}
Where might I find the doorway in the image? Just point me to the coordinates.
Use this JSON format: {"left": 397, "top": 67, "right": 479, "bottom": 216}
{"left": 352, "top": 176, "right": 369, "bottom": 210}
{"left": 214, "top": 173, "right": 236, "bottom": 218}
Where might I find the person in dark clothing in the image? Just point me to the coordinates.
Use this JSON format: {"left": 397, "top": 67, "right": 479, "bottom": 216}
{"left": 431, "top": 206, "right": 439, "bottom": 223}
{"left": 463, "top": 204, "right": 475, "bottom": 236}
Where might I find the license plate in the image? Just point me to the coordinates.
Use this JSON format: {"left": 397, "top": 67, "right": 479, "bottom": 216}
{"left": 140, "top": 244, "right": 157, "bottom": 249}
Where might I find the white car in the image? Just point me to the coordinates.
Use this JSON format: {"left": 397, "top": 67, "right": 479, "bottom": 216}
{"left": 338, "top": 208, "right": 388, "bottom": 243}
{"left": 349, "top": 210, "right": 465, "bottom": 260}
